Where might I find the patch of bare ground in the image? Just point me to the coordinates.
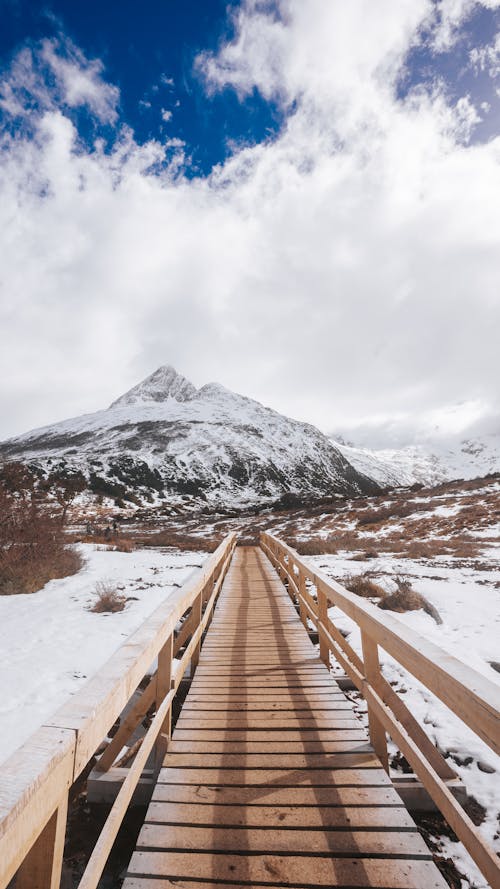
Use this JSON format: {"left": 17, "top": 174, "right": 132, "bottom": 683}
{"left": 413, "top": 796, "right": 488, "bottom": 889}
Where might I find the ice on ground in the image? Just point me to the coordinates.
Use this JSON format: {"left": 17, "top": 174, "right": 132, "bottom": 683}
{"left": 0, "top": 544, "right": 206, "bottom": 767}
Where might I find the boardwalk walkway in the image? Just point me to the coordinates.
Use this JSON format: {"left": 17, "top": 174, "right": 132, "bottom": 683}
{"left": 123, "top": 546, "right": 448, "bottom": 888}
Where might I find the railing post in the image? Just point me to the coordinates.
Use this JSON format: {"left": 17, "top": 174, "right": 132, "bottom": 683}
{"left": 203, "top": 571, "right": 215, "bottom": 629}
{"left": 154, "top": 632, "right": 173, "bottom": 772}
{"left": 15, "top": 794, "right": 68, "bottom": 889}
{"left": 318, "top": 586, "right": 330, "bottom": 667}
{"left": 191, "top": 589, "right": 203, "bottom": 671}
{"left": 298, "top": 570, "right": 308, "bottom": 629}
{"left": 361, "top": 630, "right": 389, "bottom": 772}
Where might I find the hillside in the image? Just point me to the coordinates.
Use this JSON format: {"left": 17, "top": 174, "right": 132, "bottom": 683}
{"left": 0, "top": 366, "right": 378, "bottom": 511}
{"left": 333, "top": 433, "right": 500, "bottom": 488}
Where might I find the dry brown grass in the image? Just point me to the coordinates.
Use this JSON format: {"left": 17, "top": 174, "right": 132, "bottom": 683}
{"left": 286, "top": 532, "right": 363, "bottom": 555}
{"left": 90, "top": 581, "right": 126, "bottom": 613}
{"left": 379, "top": 576, "right": 442, "bottom": 624}
{"left": 343, "top": 574, "right": 387, "bottom": 599}
{"left": 351, "top": 549, "right": 379, "bottom": 561}
{"left": 143, "top": 530, "right": 219, "bottom": 552}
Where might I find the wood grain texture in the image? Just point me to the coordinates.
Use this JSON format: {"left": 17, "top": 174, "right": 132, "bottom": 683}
{"left": 124, "top": 546, "right": 450, "bottom": 889}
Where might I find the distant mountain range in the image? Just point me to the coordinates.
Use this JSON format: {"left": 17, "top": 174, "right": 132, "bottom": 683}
{"left": 332, "top": 433, "right": 500, "bottom": 488}
{"left": 0, "top": 366, "right": 378, "bottom": 511}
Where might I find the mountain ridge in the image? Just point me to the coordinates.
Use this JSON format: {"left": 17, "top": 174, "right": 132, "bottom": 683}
{"left": 332, "top": 433, "right": 500, "bottom": 488}
{"left": 0, "top": 366, "right": 379, "bottom": 511}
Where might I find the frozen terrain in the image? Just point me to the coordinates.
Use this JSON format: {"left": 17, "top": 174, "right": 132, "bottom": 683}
{"left": 333, "top": 432, "right": 500, "bottom": 488}
{"left": 0, "top": 543, "right": 206, "bottom": 767}
{"left": 0, "top": 365, "right": 377, "bottom": 510}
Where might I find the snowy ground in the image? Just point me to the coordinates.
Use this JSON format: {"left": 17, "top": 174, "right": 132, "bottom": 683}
{"left": 309, "top": 550, "right": 500, "bottom": 889}
{"left": 0, "top": 543, "right": 206, "bottom": 767}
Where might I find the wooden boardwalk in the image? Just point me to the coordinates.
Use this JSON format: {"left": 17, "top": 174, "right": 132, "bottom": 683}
{"left": 123, "top": 546, "right": 448, "bottom": 889}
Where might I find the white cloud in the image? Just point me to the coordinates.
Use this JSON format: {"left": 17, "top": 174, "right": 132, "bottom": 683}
{"left": 0, "top": 2, "right": 499, "bottom": 447}
{"left": 470, "top": 31, "right": 500, "bottom": 77}
{"left": 0, "top": 36, "right": 119, "bottom": 123}
{"left": 431, "top": 0, "right": 500, "bottom": 51}
{"left": 161, "top": 108, "right": 172, "bottom": 122}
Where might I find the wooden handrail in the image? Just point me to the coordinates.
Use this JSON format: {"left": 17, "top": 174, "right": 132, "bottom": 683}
{"left": 261, "top": 531, "right": 500, "bottom": 889}
{"left": 0, "top": 532, "right": 236, "bottom": 889}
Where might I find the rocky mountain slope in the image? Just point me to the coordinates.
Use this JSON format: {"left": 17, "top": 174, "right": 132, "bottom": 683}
{"left": 0, "top": 366, "right": 378, "bottom": 511}
{"left": 333, "top": 433, "right": 500, "bottom": 488}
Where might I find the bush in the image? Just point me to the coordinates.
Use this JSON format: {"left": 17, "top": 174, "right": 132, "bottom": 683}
{"left": 343, "top": 573, "right": 387, "bottom": 600}
{"left": 141, "top": 530, "right": 218, "bottom": 552}
{"left": 379, "top": 576, "right": 442, "bottom": 624}
{"left": 0, "top": 462, "right": 83, "bottom": 595}
{"left": 90, "top": 581, "right": 126, "bottom": 613}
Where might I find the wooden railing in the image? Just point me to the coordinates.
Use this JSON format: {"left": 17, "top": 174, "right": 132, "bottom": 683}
{"left": 0, "top": 533, "right": 236, "bottom": 889}
{"left": 261, "top": 531, "right": 500, "bottom": 889}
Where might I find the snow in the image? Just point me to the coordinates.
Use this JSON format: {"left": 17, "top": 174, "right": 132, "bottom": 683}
{"left": 0, "top": 543, "right": 206, "bottom": 767}
{"left": 0, "top": 365, "right": 374, "bottom": 510}
{"left": 334, "top": 432, "right": 500, "bottom": 488}
{"left": 309, "top": 550, "right": 500, "bottom": 888}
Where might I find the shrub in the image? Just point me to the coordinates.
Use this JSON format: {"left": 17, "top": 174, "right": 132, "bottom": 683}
{"left": 351, "top": 549, "right": 379, "bottom": 561}
{"left": 343, "top": 573, "right": 387, "bottom": 600}
{"left": 0, "top": 462, "right": 83, "bottom": 595}
{"left": 90, "top": 581, "right": 126, "bottom": 613}
{"left": 379, "top": 576, "right": 442, "bottom": 624}
{"left": 141, "top": 530, "right": 218, "bottom": 552}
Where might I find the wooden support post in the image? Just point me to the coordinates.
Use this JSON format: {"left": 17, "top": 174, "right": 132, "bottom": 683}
{"left": 154, "top": 633, "right": 173, "bottom": 772}
{"left": 318, "top": 587, "right": 330, "bottom": 667}
{"left": 361, "top": 631, "right": 389, "bottom": 772}
{"left": 16, "top": 794, "right": 68, "bottom": 889}
{"left": 298, "top": 571, "right": 308, "bottom": 630}
{"left": 190, "top": 590, "right": 203, "bottom": 672}
{"left": 203, "top": 571, "right": 215, "bottom": 627}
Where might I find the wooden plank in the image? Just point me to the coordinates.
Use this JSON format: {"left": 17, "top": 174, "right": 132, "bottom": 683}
{"left": 175, "top": 716, "right": 362, "bottom": 728}
{"left": 151, "top": 783, "right": 409, "bottom": 806}
{"left": 188, "top": 685, "right": 337, "bottom": 693}
{"left": 181, "top": 701, "right": 353, "bottom": 711}
{"left": 172, "top": 729, "right": 367, "bottom": 741}
{"left": 145, "top": 801, "right": 415, "bottom": 828}
{"left": 162, "top": 752, "right": 377, "bottom": 769}
{"left": 137, "top": 824, "right": 428, "bottom": 855}
{"left": 126, "top": 853, "right": 448, "bottom": 888}
{"left": 184, "top": 692, "right": 345, "bottom": 702}
{"left": 156, "top": 767, "right": 390, "bottom": 786}
{"left": 166, "top": 739, "right": 369, "bottom": 753}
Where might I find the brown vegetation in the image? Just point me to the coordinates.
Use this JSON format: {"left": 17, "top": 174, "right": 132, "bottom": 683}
{"left": 379, "top": 576, "right": 442, "bottom": 624}
{"left": 140, "top": 529, "right": 220, "bottom": 552}
{"left": 343, "top": 573, "right": 386, "bottom": 599}
{"left": 0, "top": 462, "right": 83, "bottom": 595}
{"left": 89, "top": 581, "right": 126, "bottom": 613}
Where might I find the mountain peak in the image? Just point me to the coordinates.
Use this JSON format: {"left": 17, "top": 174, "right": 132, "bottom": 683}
{"left": 109, "top": 365, "right": 197, "bottom": 408}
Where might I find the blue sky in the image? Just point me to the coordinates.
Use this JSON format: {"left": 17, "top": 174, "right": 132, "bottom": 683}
{"left": 2, "top": 0, "right": 499, "bottom": 171}
{"left": 0, "top": 0, "right": 285, "bottom": 173}
{"left": 0, "top": 1, "right": 499, "bottom": 444}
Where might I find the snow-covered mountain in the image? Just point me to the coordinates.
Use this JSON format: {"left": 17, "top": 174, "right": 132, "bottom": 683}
{"left": 0, "top": 366, "right": 378, "bottom": 510}
{"left": 332, "top": 434, "right": 500, "bottom": 488}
